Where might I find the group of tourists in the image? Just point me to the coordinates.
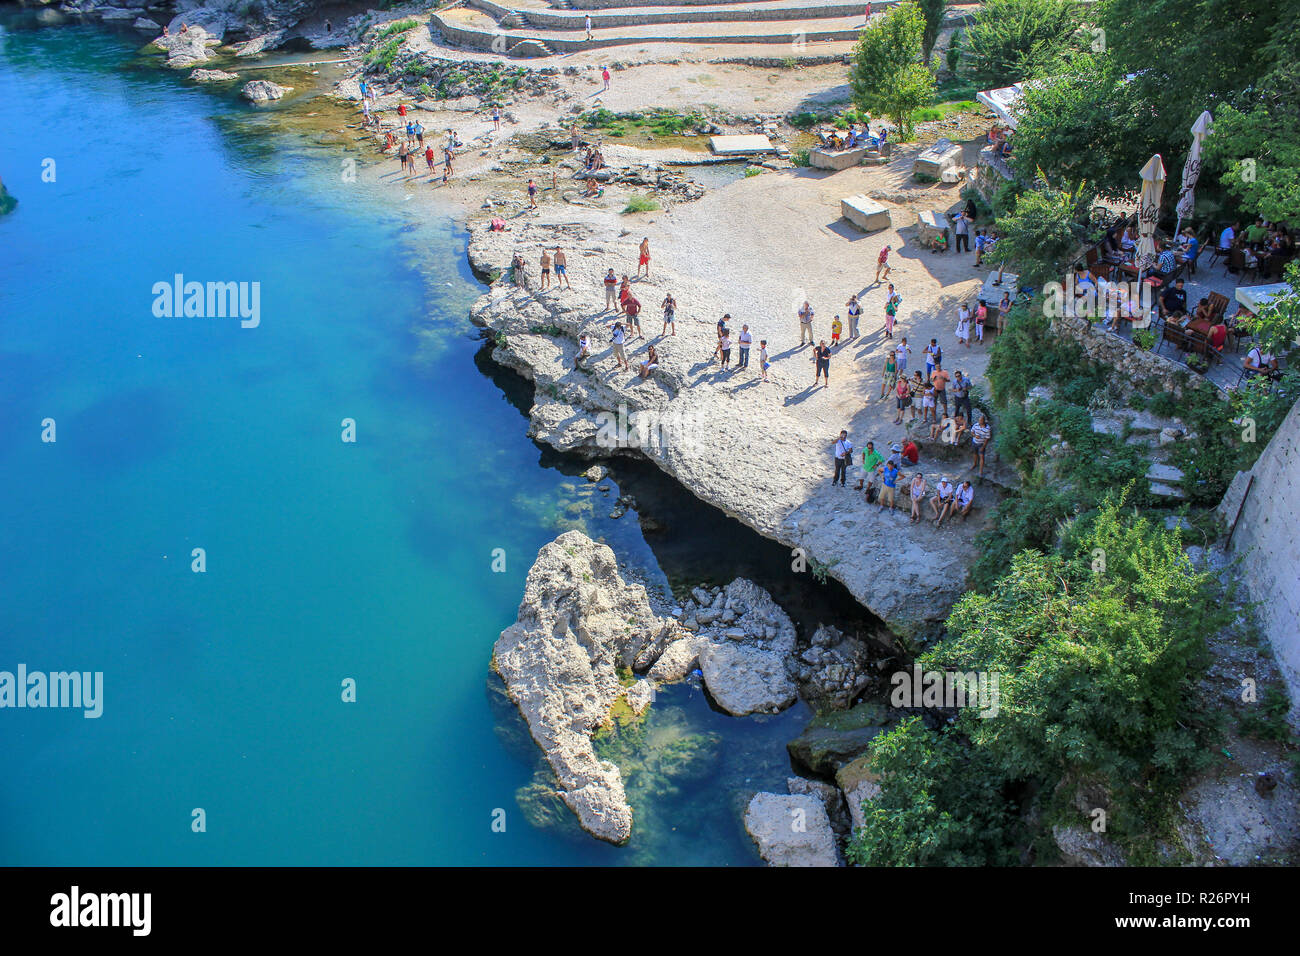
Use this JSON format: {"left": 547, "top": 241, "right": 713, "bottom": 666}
{"left": 832, "top": 433, "right": 982, "bottom": 528}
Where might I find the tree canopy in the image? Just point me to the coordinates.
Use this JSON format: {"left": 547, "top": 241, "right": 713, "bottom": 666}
{"left": 849, "top": 0, "right": 936, "bottom": 139}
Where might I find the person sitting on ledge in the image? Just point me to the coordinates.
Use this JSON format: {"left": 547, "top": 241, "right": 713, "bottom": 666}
{"left": 638, "top": 344, "right": 660, "bottom": 379}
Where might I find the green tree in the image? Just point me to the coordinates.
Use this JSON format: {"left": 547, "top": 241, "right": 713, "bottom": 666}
{"left": 849, "top": 1, "right": 936, "bottom": 139}
{"left": 1202, "top": 62, "right": 1300, "bottom": 224}
{"left": 990, "top": 181, "right": 1091, "bottom": 290}
{"left": 917, "top": 0, "right": 946, "bottom": 64}
{"left": 961, "top": 0, "right": 1087, "bottom": 89}
{"left": 1007, "top": 55, "right": 1154, "bottom": 201}
{"left": 845, "top": 719, "right": 1021, "bottom": 866}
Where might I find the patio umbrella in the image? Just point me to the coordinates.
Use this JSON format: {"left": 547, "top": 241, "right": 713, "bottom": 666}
{"left": 1174, "top": 111, "right": 1213, "bottom": 237}
{"left": 1136, "top": 154, "right": 1167, "bottom": 271}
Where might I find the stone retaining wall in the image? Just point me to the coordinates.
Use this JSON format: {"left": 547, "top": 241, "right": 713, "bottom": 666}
{"left": 470, "top": 0, "right": 866, "bottom": 26}
{"left": 1218, "top": 400, "right": 1300, "bottom": 728}
{"left": 1051, "top": 314, "right": 1210, "bottom": 398}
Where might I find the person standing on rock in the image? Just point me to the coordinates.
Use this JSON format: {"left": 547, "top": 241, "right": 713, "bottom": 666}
{"left": 661, "top": 293, "right": 676, "bottom": 335}
{"left": 846, "top": 293, "right": 862, "bottom": 339}
{"left": 970, "top": 415, "right": 991, "bottom": 479}
{"left": 603, "top": 269, "right": 619, "bottom": 310}
{"left": 637, "top": 237, "right": 651, "bottom": 277}
{"left": 609, "top": 321, "right": 630, "bottom": 371}
{"left": 880, "top": 350, "right": 898, "bottom": 399}
{"left": 602, "top": 65, "right": 611, "bottom": 92}
{"left": 540, "top": 248, "right": 552, "bottom": 290}
{"left": 492, "top": 105, "right": 501, "bottom": 131}
{"left": 878, "top": 459, "right": 900, "bottom": 513}
{"left": 572, "top": 124, "right": 582, "bottom": 151}
{"left": 414, "top": 120, "right": 425, "bottom": 147}
{"left": 883, "top": 284, "right": 901, "bottom": 338}
{"left": 875, "top": 244, "right": 892, "bottom": 282}
{"left": 624, "top": 294, "right": 643, "bottom": 338}
{"left": 930, "top": 362, "right": 950, "bottom": 418}
{"left": 798, "top": 301, "right": 815, "bottom": 346}
{"left": 424, "top": 144, "right": 435, "bottom": 172}
{"left": 833, "top": 430, "right": 853, "bottom": 486}
{"left": 553, "top": 247, "right": 571, "bottom": 289}
{"left": 952, "top": 370, "right": 972, "bottom": 422}
{"left": 737, "top": 324, "right": 753, "bottom": 368}
{"left": 527, "top": 178, "right": 538, "bottom": 208}
{"left": 813, "top": 339, "right": 831, "bottom": 387}
{"left": 585, "top": 14, "right": 593, "bottom": 40}
{"left": 759, "top": 340, "right": 771, "bottom": 382}
{"left": 858, "top": 440, "right": 884, "bottom": 493}
{"left": 952, "top": 209, "right": 971, "bottom": 253}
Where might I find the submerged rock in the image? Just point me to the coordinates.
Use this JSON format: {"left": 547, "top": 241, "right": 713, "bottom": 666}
{"left": 787, "top": 701, "right": 887, "bottom": 776}
{"left": 190, "top": 68, "right": 239, "bottom": 83}
{"left": 241, "top": 80, "right": 292, "bottom": 103}
{"left": 744, "top": 792, "right": 839, "bottom": 867}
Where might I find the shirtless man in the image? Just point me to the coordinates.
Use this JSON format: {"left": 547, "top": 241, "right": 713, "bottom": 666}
{"left": 637, "top": 237, "right": 651, "bottom": 277}
{"left": 553, "top": 247, "right": 571, "bottom": 289}
{"left": 539, "top": 249, "right": 552, "bottom": 290}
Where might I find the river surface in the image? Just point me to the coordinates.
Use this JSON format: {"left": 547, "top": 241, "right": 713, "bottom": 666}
{"left": 0, "top": 15, "right": 882, "bottom": 865}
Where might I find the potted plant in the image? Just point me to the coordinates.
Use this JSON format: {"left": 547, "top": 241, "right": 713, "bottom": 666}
{"left": 1132, "top": 328, "right": 1156, "bottom": 350}
{"left": 1185, "top": 352, "right": 1209, "bottom": 373}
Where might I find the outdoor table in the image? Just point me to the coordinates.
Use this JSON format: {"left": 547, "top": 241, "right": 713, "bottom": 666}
{"left": 1235, "top": 282, "right": 1291, "bottom": 312}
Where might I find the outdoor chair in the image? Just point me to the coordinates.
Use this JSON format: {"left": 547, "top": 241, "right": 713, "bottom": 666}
{"left": 1208, "top": 241, "right": 1232, "bottom": 268}
{"left": 1163, "top": 322, "right": 1190, "bottom": 354}
{"left": 1225, "top": 247, "right": 1259, "bottom": 282}
{"left": 1207, "top": 292, "right": 1231, "bottom": 321}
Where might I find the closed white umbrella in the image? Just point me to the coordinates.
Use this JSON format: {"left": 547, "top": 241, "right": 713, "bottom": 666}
{"left": 1136, "top": 154, "right": 1167, "bottom": 272}
{"left": 1174, "top": 111, "right": 1213, "bottom": 237}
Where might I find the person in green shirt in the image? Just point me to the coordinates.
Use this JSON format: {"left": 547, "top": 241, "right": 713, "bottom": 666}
{"left": 1245, "top": 218, "right": 1268, "bottom": 244}
{"left": 857, "top": 441, "right": 885, "bottom": 493}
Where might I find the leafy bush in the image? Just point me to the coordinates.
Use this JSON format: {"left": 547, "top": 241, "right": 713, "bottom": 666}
{"left": 375, "top": 18, "right": 419, "bottom": 41}
{"left": 622, "top": 194, "right": 660, "bottom": 214}
{"left": 961, "top": 0, "right": 1087, "bottom": 88}
{"left": 1132, "top": 328, "right": 1156, "bottom": 350}
{"left": 788, "top": 111, "right": 821, "bottom": 129}
{"left": 791, "top": 148, "right": 811, "bottom": 167}
{"left": 365, "top": 38, "right": 403, "bottom": 72}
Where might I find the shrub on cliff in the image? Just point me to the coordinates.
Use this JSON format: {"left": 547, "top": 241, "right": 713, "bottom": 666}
{"left": 849, "top": 495, "right": 1229, "bottom": 864}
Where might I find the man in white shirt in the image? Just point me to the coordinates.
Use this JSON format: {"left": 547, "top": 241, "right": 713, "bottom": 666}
{"left": 609, "top": 322, "right": 629, "bottom": 370}
{"left": 833, "top": 430, "right": 853, "bottom": 487}
{"left": 1219, "top": 222, "right": 1238, "bottom": 251}
{"left": 737, "top": 325, "right": 754, "bottom": 368}
{"left": 930, "top": 476, "right": 955, "bottom": 524}
{"left": 798, "top": 301, "right": 815, "bottom": 346}
{"left": 952, "top": 480, "right": 975, "bottom": 524}
{"left": 585, "top": 14, "right": 593, "bottom": 39}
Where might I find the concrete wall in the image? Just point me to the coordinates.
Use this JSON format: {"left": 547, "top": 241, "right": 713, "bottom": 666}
{"left": 470, "top": 0, "right": 866, "bottom": 26}
{"left": 1220, "top": 400, "right": 1300, "bottom": 726}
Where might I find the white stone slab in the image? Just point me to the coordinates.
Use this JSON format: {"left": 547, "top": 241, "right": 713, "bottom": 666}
{"left": 840, "top": 194, "right": 891, "bottom": 232}
{"left": 709, "top": 134, "right": 774, "bottom": 155}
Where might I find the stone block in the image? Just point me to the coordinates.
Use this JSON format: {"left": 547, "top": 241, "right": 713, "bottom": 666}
{"left": 914, "top": 138, "right": 962, "bottom": 178}
{"left": 809, "top": 146, "right": 868, "bottom": 171}
{"left": 840, "top": 194, "right": 891, "bottom": 232}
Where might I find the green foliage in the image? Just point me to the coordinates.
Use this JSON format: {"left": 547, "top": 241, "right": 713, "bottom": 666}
{"left": 787, "top": 111, "right": 821, "bottom": 129}
{"left": 849, "top": 1, "right": 937, "bottom": 139}
{"left": 1131, "top": 328, "right": 1156, "bottom": 350}
{"left": 365, "top": 38, "right": 403, "bottom": 72}
{"left": 1237, "top": 262, "right": 1300, "bottom": 355}
{"left": 417, "top": 81, "right": 433, "bottom": 98}
{"left": 375, "top": 18, "right": 419, "bottom": 40}
{"left": 1007, "top": 55, "right": 1152, "bottom": 202}
{"left": 944, "top": 28, "right": 963, "bottom": 74}
{"left": 917, "top": 0, "right": 946, "bottom": 64}
{"left": 991, "top": 181, "right": 1091, "bottom": 290}
{"left": 961, "top": 0, "right": 1087, "bottom": 89}
{"left": 947, "top": 496, "right": 1225, "bottom": 786}
{"left": 1237, "top": 687, "right": 1296, "bottom": 742}
{"left": 583, "top": 108, "right": 704, "bottom": 138}
{"left": 985, "top": 303, "right": 1090, "bottom": 406}
{"left": 846, "top": 719, "right": 1022, "bottom": 866}
{"left": 743, "top": 166, "right": 763, "bottom": 178}
{"left": 622, "top": 194, "right": 660, "bottom": 214}
{"left": 791, "top": 148, "right": 811, "bottom": 167}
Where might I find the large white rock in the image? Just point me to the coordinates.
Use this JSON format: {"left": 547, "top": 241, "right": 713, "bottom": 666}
{"left": 493, "top": 531, "right": 682, "bottom": 844}
{"left": 241, "top": 80, "right": 293, "bottom": 103}
{"left": 744, "top": 792, "right": 839, "bottom": 866}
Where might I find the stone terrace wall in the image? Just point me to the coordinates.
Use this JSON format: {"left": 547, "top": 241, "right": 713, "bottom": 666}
{"left": 1219, "top": 400, "right": 1300, "bottom": 727}
{"left": 1051, "top": 314, "right": 1206, "bottom": 397}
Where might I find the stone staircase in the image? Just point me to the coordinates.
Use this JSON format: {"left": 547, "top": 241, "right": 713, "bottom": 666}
{"left": 432, "top": 0, "right": 899, "bottom": 58}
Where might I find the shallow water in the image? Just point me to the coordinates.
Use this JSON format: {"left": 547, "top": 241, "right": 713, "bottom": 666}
{"left": 0, "top": 16, "right": 875, "bottom": 866}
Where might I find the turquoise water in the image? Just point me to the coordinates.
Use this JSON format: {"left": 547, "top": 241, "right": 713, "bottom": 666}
{"left": 0, "top": 18, "right": 815, "bottom": 865}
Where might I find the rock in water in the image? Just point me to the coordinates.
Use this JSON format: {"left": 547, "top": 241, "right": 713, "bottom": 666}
{"left": 241, "top": 80, "right": 292, "bottom": 103}
{"left": 492, "top": 531, "right": 682, "bottom": 844}
{"left": 190, "top": 69, "right": 239, "bottom": 83}
{"left": 744, "top": 793, "right": 839, "bottom": 866}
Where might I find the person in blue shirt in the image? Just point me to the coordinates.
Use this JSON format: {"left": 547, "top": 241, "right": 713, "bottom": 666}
{"left": 877, "top": 461, "right": 900, "bottom": 513}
